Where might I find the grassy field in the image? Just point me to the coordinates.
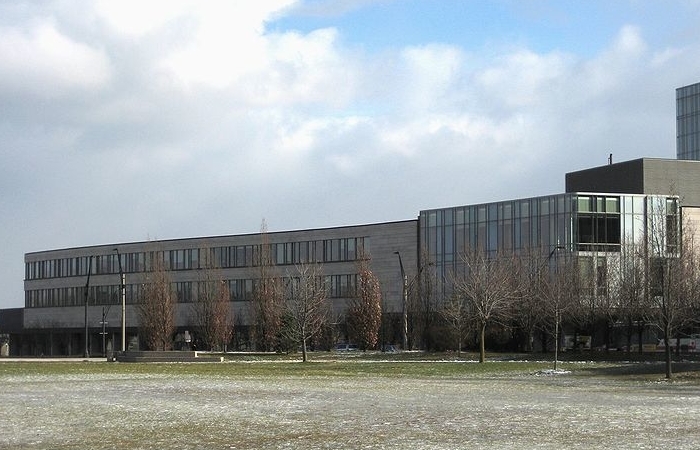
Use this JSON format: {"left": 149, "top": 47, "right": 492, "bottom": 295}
{"left": 3, "top": 350, "right": 698, "bottom": 380}
{"left": 2, "top": 354, "right": 700, "bottom": 449}
{"left": 0, "top": 356, "right": 696, "bottom": 380}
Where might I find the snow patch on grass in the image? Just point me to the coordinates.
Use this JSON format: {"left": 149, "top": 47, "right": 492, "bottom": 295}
{"left": 534, "top": 369, "right": 572, "bottom": 376}
{"left": 1, "top": 363, "right": 700, "bottom": 449}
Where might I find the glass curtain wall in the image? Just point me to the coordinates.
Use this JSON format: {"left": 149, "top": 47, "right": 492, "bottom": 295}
{"left": 419, "top": 193, "right": 678, "bottom": 304}
{"left": 677, "top": 82, "right": 700, "bottom": 161}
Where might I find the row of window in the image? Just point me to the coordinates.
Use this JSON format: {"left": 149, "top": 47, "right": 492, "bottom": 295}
{"left": 25, "top": 274, "right": 361, "bottom": 308}
{"left": 422, "top": 195, "right": 626, "bottom": 230}
{"left": 422, "top": 210, "right": 572, "bottom": 259}
{"left": 422, "top": 195, "right": 678, "bottom": 260}
{"left": 25, "top": 237, "right": 369, "bottom": 281}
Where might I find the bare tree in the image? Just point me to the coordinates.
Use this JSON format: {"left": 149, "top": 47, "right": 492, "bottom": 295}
{"left": 597, "top": 252, "right": 623, "bottom": 353}
{"left": 251, "top": 220, "right": 284, "bottom": 352}
{"left": 616, "top": 241, "right": 649, "bottom": 355}
{"left": 440, "top": 293, "right": 469, "bottom": 357}
{"left": 407, "top": 250, "right": 437, "bottom": 350}
{"left": 282, "top": 262, "right": 330, "bottom": 362}
{"left": 138, "top": 252, "right": 176, "bottom": 351}
{"left": 569, "top": 255, "right": 601, "bottom": 351}
{"left": 540, "top": 257, "right": 581, "bottom": 370}
{"left": 645, "top": 198, "right": 698, "bottom": 378}
{"left": 347, "top": 253, "right": 382, "bottom": 351}
{"left": 453, "top": 249, "right": 521, "bottom": 363}
{"left": 512, "top": 249, "right": 548, "bottom": 352}
{"left": 192, "top": 250, "right": 233, "bottom": 351}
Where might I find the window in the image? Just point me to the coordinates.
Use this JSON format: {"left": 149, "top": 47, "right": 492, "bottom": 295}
{"left": 577, "top": 196, "right": 592, "bottom": 213}
{"left": 236, "top": 246, "right": 246, "bottom": 267}
{"left": 347, "top": 238, "right": 356, "bottom": 260}
{"left": 175, "top": 282, "right": 191, "bottom": 302}
{"left": 605, "top": 197, "right": 620, "bottom": 213}
{"left": 576, "top": 212, "right": 621, "bottom": 251}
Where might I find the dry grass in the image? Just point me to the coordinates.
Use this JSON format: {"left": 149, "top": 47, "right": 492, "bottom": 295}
{"left": 1, "top": 356, "right": 700, "bottom": 449}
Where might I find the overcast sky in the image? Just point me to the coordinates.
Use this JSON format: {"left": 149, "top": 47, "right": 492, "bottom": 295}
{"left": 2, "top": 0, "right": 700, "bottom": 308}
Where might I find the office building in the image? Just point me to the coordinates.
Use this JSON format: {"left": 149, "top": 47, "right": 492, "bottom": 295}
{"left": 6, "top": 82, "right": 700, "bottom": 356}
{"left": 8, "top": 155, "right": 698, "bottom": 356}
{"left": 18, "top": 221, "right": 417, "bottom": 356}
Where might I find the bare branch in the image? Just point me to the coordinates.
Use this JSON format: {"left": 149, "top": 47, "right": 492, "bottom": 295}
{"left": 281, "top": 262, "right": 330, "bottom": 362}
{"left": 138, "top": 252, "right": 176, "bottom": 351}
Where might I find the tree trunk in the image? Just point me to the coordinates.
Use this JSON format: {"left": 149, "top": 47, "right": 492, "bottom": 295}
{"left": 479, "top": 323, "right": 486, "bottom": 363}
{"left": 626, "top": 317, "right": 632, "bottom": 356}
{"left": 302, "top": 338, "right": 308, "bottom": 363}
{"left": 664, "top": 324, "right": 673, "bottom": 379}
{"left": 541, "top": 330, "right": 548, "bottom": 353}
{"left": 637, "top": 324, "right": 644, "bottom": 355}
{"left": 603, "top": 324, "right": 610, "bottom": 354}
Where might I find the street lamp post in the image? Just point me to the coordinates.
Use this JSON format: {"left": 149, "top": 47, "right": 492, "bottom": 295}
{"left": 83, "top": 256, "right": 93, "bottom": 359}
{"left": 100, "top": 306, "right": 109, "bottom": 357}
{"left": 394, "top": 252, "right": 408, "bottom": 351}
{"left": 546, "top": 245, "right": 565, "bottom": 371}
{"left": 113, "top": 248, "right": 126, "bottom": 353}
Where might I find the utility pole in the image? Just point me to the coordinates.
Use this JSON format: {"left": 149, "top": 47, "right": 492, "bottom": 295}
{"left": 394, "top": 251, "right": 408, "bottom": 351}
{"left": 100, "top": 307, "right": 108, "bottom": 357}
{"left": 113, "top": 248, "right": 126, "bottom": 352}
{"left": 84, "top": 255, "right": 93, "bottom": 358}
{"left": 546, "top": 245, "right": 565, "bottom": 371}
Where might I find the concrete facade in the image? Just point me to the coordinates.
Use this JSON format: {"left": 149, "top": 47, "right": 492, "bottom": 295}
{"left": 18, "top": 220, "right": 417, "bottom": 355}
{"left": 565, "top": 158, "right": 700, "bottom": 206}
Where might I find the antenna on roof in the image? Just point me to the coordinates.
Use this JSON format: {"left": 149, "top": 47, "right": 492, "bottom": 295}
{"left": 608, "top": 153, "right": 613, "bottom": 165}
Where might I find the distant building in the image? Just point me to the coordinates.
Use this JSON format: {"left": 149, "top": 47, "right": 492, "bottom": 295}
{"left": 18, "top": 221, "right": 416, "bottom": 356}
{"left": 7, "top": 155, "right": 699, "bottom": 356}
{"left": 5, "top": 83, "right": 700, "bottom": 357}
{"left": 677, "top": 81, "right": 700, "bottom": 160}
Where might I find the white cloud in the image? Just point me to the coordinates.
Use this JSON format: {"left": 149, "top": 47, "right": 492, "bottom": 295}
{"left": 147, "top": 1, "right": 297, "bottom": 90}
{"left": 396, "top": 44, "right": 464, "bottom": 113}
{"left": 262, "top": 28, "right": 357, "bottom": 107}
{"left": 0, "top": 2, "right": 698, "bottom": 308}
{"left": 0, "top": 20, "right": 111, "bottom": 97}
{"left": 94, "top": 0, "right": 194, "bottom": 36}
{"left": 475, "top": 49, "right": 572, "bottom": 111}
